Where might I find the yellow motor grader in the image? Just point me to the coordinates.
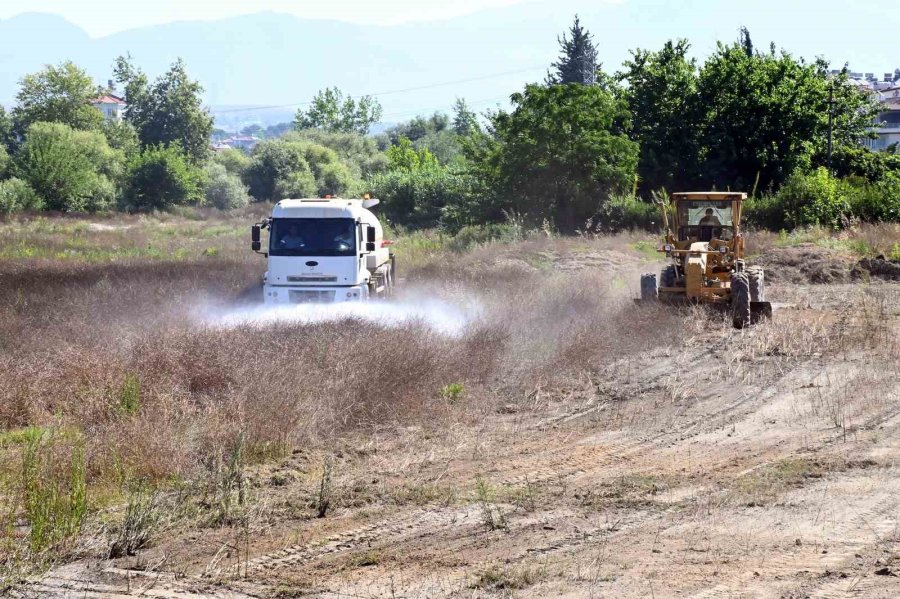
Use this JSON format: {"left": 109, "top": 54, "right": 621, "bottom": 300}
{"left": 639, "top": 192, "right": 772, "bottom": 328}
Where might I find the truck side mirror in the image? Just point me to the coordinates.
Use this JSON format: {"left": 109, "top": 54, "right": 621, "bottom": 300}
{"left": 366, "top": 242, "right": 376, "bottom": 252}
{"left": 366, "top": 226, "right": 376, "bottom": 243}
{"left": 251, "top": 225, "right": 261, "bottom": 252}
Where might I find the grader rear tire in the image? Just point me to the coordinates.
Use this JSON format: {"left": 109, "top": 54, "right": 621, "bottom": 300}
{"left": 747, "top": 266, "right": 765, "bottom": 302}
{"left": 731, "top": 272, "right": 751, "bottom": 329}
{"left": 640, "top": 273, "right": 658, "bottom": 301}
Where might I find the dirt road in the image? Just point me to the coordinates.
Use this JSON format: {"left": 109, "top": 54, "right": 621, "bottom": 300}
{"left": 13, "top": 268, "right": 900, "bottom": 597}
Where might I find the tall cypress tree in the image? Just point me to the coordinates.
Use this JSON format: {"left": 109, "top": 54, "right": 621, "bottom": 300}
{"left": 548, "top": 15, "right": 600, "bottom": 85}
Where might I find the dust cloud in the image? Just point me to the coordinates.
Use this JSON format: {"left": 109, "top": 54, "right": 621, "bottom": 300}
{"left": 202, "top": 293, "right": 483, "bottom": 336}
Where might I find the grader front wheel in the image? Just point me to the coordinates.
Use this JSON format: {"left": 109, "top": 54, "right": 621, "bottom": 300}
{"left": 640, "top": 273, "right": 659, "bottom": 301}
{"left": 731, "top": 272, "right": 751, "bottom": 329}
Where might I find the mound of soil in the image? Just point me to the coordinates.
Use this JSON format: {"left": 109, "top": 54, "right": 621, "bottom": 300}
{"left": 852, "top": 256, "right": 900, "bottom": 281}
{"left": 753, "top": 244, "right": 854, "bottom": 285}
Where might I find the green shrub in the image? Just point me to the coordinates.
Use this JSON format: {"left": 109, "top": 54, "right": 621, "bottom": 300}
{"left": 204, "top": 163, "right": 250, "bottom": 210}
{"left": 244, "top": 139, "right": 311, "bottom": 201}
{"left": 212, "top": 148, "right": 251, "bottom": 177}
{"left": 122, "top": 146, "right": 203, "bottom": 212}
{"left": 245, "top": 138, "right": 361, "bottom": 201}
{"left": 847, "top": 173, "right": 900, "bottom": 222}
{"left": 776, "top": 167, "right": 850, "bottom": 229}
{"left": 440, "top": 383, "right": 465, "bottom": 402}
{"left": 824, "top": 145, "right": 900, "bottom": 183}
{"left": 15, "top": 122, "right": 124, "bottom": 212}
{"left": 743, "top": 194, "right": 786, "bottom": 230}
{"left": 0, "top": 177, "right": 43, "bottom": 213}
{"left": 274, "top": 169, "right": 317, "bottom": 199}
{"left": 21, "top": 431, "right": 87, "bottom": 554}
{"left": 315, "top": 161, "right": 355, "bottom": 197}
{"left": 592, "top": 195, "right": 658, "bottom": 232}
{"left": 284, "top": 129, "right": 388, "bottom": 179}
{"left": 368, "top": 166, "right": 478, "bottom": 230}
{"left": 118, "top": 373, "right": 141, "bottom": 415}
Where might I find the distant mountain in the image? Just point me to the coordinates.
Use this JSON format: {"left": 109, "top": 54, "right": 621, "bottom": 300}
{"left": 1, "top": 2, "right": 897, "bottom": 128}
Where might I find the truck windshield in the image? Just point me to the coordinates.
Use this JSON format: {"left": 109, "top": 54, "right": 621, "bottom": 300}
{"left": 269, "top": 218, "right": 357, "bottom": 257}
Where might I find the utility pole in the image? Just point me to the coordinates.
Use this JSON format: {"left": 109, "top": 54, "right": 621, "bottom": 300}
{"left": 827, "top": 80, "right": 835, "bottom": 172}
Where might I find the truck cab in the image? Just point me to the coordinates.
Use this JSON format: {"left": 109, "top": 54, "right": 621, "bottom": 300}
{"left": 251, "top": 197, "right": 395, "bottom": 304}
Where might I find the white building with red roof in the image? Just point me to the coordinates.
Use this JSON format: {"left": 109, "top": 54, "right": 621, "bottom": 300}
{"left": 90, "top": 93, "right": 126, "bottom": 122}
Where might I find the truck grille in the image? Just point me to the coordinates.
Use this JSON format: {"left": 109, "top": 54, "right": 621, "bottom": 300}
{"left": 288, "top": 289, "right": 336, "bottom": 303}
{"left": 287, "top": 276, "right": 338, "bottom": 283}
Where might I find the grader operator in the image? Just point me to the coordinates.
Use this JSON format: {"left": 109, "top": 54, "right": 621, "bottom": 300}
{"left": 640, "top": 192, "right": 772, "bottom": 328}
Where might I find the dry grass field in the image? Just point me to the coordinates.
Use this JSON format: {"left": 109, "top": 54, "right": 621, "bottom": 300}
{"left": 2, "top": 212, "right": 900, "bottom": 598}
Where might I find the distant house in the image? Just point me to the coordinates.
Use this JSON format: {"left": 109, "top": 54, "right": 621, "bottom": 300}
{"left": 871, "top": 87, "right": 900, "bottom": 151}
{"left": 90, "top": 93, "right": 126, "bottom": 123}
{"left": 211, "top": 135, "right": 260, "bottom": 152}
{"left": 227, "top": 135, "right": 260, "bottom": 151}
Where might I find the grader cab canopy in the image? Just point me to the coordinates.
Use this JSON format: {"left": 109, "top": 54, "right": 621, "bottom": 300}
{"left": 640, "top": 192, "right": 772, "bottom": 328}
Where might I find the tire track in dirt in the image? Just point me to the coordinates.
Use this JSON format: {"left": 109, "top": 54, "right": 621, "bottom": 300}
{"left": 227, "top": 505, "right": 475, "bottom": 577}
{"left": 11, "top": 565, "right": 258, "bottom": 599}
{"left": 494, "top": 350, "right": 799, "bottom": 490}
{"left": 306, "top": 348, "right": 867, "bottom": 597}
{"left": 683, "top": 406, "right": 900, "bottom": 599}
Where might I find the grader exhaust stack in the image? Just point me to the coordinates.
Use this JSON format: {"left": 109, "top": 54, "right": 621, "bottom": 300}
{"left": 639, "top": 192, "right": 772, "bottom": 328}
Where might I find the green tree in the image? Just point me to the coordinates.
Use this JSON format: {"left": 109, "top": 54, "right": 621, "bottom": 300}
{"left": 265, "top": 122, "right": 293, "bottom": 138}
{"left": 294, "top": 87, "right": 383, "bottom": 135}
{"left": 204, "top": 162, "right": 250, "bottom": 210}
{"left": 293, "top": 141, "right": 358, "bottom": 196}
{"left": 619, "top": 39, "right": 701, "bottom": 193}
{"left": 114, "top": 56, "right": 214, "bottom": 164}
{"left": 274, "top": 170, "right": 317, "bottom": 199}
{"left": 286, "top": 129, "right": 387, "bottom": 179}
{"left": 243, "top": 139, "right": 312, "bottom": 200}
{"left": 548, "top": 15, "right": 600, "bottom": 85}
{"left": 11, "top": 61, "right": 104, "bottom": 136}
{"left": 0, "top": 144, "right": 8, "bottom": 179}
{"left": 695, "top": 35, "right": 878, "bottom": 192}
{"left": 823, "top": 145, "right": 900, "bottom": 183}
{"left": 0, "top": 105, "right": 13, "bottom": 151}
{"left": 472, "top": 83, "right": 638, "bottom": 231}
{"left": 15, "top": 122, "right": 123, "bottom": 212}
{"left": 386, "top": 112, "right": 449, "bottom": 144}
{"left": 122, "top": 145, "right": 203, "bottom": 211}
{"left": 213, "top": 148, "right": 251, "bottom": 177}
{"left": 414, "top": 131, "right": 465, "bottom": 166}
{"left": 102, "top": 119, "right": 140, "bottom": 157}
{"left": 452, "top": 98, "right": 479, "bottom": 136}
{"left": 385, "top": 137, "right": 439, "bottom": 171}
{"left": 240, "top": 123, "right": 264, "bottom": 137}
{"left": 244, "top": 138, "right": 361, "bottom": 200}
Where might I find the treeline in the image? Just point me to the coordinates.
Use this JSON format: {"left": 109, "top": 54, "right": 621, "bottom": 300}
{"left": 1, "top": 18, "right": 898, "bottom": 233}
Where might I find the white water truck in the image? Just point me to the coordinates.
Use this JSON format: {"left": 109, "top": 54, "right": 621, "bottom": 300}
{"left": 251, "top": 197, "right": 395, "bottom": 304}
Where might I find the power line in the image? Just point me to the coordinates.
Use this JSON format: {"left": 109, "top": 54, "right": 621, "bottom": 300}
{"left": 378, "top": 95, "right": 512, "bottom": 121}
{"left": 214, "top": 65, "right": 546, "bottom": 114}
